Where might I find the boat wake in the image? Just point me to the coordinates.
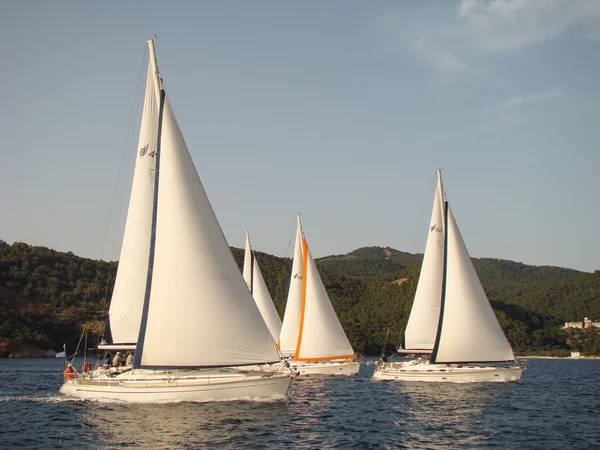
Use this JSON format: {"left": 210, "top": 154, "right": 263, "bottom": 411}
{"left": 0, "top": 394, "right": 86, "bottom": 403}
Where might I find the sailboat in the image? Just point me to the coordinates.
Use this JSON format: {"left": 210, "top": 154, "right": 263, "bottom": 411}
{"left": 278, "top": 215, "right": 360, "bottom": 376}
{"left": 243, "top": 230, "right": 282, "bottom": 342}
{"left": 59, "top": 39, "right": 293, "bottom": 402}
{"left": 373, "top": 170, "right": 525, "bottom": 383}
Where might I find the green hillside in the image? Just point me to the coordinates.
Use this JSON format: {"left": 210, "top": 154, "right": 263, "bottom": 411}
{"left": 317, "top": 246, "right": 423, "bottom": 277}
{"left": 0, "top": 241, "right": 115, "bottom": 357}
{"left": 1, "top": 240, "right": 598, "bottom": 357}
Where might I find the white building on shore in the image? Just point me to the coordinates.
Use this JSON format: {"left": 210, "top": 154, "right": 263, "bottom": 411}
{"left": 563, "top": 317, "right": 600, "bottom": 329}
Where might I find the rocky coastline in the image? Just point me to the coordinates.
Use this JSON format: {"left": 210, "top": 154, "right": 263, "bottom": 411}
{"left": 0, "top": 339, "right": 58, "bottom": 358}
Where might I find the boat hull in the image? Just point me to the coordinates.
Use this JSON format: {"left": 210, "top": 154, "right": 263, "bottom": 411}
{"left": 373, "top": 361, "right": 523, "bottom": 383}
{"left": 59, "top": 368, "right": 293, "bottom": 402}
{"left": 291, "top": 360, "right": 360, "bottom": 376}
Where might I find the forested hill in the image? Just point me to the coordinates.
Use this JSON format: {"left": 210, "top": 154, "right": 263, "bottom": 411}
{"left": 1, "top": 240, "right": 599, "bottom": 358}
{"left": 317, "top": 246, "right": 585, "bottom": 281}
{"left": 317, "top": 246, "right": 423, "bottom": 277}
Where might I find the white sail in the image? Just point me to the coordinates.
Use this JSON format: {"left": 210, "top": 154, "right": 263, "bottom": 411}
{"left": 243, "top": 230, "right": 283, "bottom": 342}
{"left": 60, "top": 39, "right": 293, "bottom": 402}
{"left": 404, "top": 170, "right": 445, "bottom": 352}
{"left": 107, "top": 56, "right": 160, "bottom": 345}
{"left": 243, "top": 231, "right": 253, "bottom": 290}
{"left": 373, "top": 170, "right": 522, "bottom": 383}
{"left": 295, "top": 239, "right": 355, "bottom": 361}
{"left": 278, "top": 216, "right": 304, "bottom": 356}
{"left": 136, "top": 93, "right": 280, "bottom": 367}
{"left": 432, "top": 205, "right": 516, "bottom": 363}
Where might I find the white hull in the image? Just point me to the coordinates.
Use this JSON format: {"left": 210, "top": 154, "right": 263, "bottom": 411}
{"left": 291, "top": 360, "right": 360, "bottom": 376}
{"left": 59, "top": 368, "right": 293, "bottom": 402}
{"left": 373, "top": 360, "right": 523, "bottom": 383}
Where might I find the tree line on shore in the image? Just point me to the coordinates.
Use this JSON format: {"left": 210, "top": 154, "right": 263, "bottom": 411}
{"left": 1, "top": 240, "right": 598, "bottom": 357}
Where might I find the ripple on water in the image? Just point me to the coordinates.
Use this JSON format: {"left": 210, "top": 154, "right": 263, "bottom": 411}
{"left": 1, "top": 358, "right": 600, "bottom": 448}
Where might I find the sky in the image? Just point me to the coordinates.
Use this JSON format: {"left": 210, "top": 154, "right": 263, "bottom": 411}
{"left": 1, "top": 0, "right": 599, "bottom": 272}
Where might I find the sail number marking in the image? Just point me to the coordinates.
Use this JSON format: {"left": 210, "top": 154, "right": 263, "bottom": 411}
{"left": 140, "top": 144, "right": 157, "bottom": 159}
{"left": 430, "top": 224, "right": 442, "bottom": 233}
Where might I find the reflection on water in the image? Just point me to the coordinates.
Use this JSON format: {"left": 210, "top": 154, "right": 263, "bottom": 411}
{"left": 1, "top": 358, "right": 600, "bottom": 448}
{"left": 83, "top": 401, "right": 291, "bottom": 449}
{"left": 393, "top": 382, "right": 519, "bottom": 448}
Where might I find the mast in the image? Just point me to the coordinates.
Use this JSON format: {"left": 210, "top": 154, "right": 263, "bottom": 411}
{"left": 147, "top": 38, "right": 163, "bottom": 96}
{"left": 296, "top": 214, "right": 304, "bottom": 244}
{"left": 437, "top": 169, "right": 443, "bottom": 200}
{"left": 430, "top": 198, "right": 449, "bottom": 363}
{"left": 134, "top": 39, "right": 166, "bottom": 369}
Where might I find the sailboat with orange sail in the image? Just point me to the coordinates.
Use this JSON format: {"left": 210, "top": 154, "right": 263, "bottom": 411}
{"left": 278, "top": 215, "right": 360, "bottom": 376}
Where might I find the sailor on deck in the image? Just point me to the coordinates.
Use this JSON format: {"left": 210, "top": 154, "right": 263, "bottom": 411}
{"left": 112, "top": 352, "right": 123, "bottom": 367}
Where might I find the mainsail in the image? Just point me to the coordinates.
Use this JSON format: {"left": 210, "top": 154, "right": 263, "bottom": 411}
{"left": 243, "top": 230, "right": 283, "bottom": 342}
{"left": 133, "top": 40, "right": 280, "bottom": 369}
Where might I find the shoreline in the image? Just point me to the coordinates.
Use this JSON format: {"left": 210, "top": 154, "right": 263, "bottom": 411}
{"left": 518, "top": 355, "right": 600, "bottom": 360}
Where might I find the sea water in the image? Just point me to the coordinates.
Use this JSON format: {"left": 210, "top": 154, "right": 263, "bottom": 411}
{"left": 0, "top": 358, "right": 598, "bottom": 449}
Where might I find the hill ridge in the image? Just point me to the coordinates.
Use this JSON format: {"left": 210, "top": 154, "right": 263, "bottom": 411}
{"left": 1, "top": 239, "right": 598, "bottom": 357}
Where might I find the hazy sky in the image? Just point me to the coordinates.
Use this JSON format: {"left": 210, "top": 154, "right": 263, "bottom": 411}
{"left": 1, "top": 1, "right": 599, "bottom": 272}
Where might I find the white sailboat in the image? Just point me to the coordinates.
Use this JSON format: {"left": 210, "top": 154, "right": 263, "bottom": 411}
{"left": 59, "top": 39, "right": 293, "bottom": 402}
{"left": 373, "top": 170, "right": 525, "bottom": 383}
{"left": 278, "top": 215, "right": 360, "bottom": 376}
{"left": 243, "top": 230, "right": 282, "bottom": 342}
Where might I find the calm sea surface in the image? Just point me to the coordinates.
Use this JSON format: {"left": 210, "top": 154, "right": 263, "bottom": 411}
{"left": 0, "top": 358, "right": 599, "bottom": 449}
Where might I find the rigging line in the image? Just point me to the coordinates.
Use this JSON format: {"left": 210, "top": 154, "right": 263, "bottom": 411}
{"left": 100, "top": 46, "right": 149, "bottom": 263}
{"left": 73, "top": 327, "right": 86, "bottom": 356}
{"left": 100, "top": 49, "right": 146, "bottom": 317}
{"left": 109, "top": 51, "right": 148, "bottom": 262}
{"left": 282, "top": 214, "right": 299, "bottom": 259}
{"left": 381, "top": 171, "right": 438, "bottom": 352}
{"left": 402, "top": 280, "right": 414, "bottom": 323}
{"left": 382, "top": 297, "right": 402, "bottom": 353}
{"left": 407, "top": 170, "right": 438, "bottom": 255}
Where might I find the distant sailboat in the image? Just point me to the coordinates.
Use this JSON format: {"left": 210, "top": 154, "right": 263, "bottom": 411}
{"left": 243, "top": 230, "right": 282, "bottom": 342}
{"left": 59, "top": 39, "right": 293, "bottom": 402}
{"left": 373, "top": 170, "right": 525, "bottom": 382}
{"left": 278, "top": 215, "right": 360, "bottom": 376}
